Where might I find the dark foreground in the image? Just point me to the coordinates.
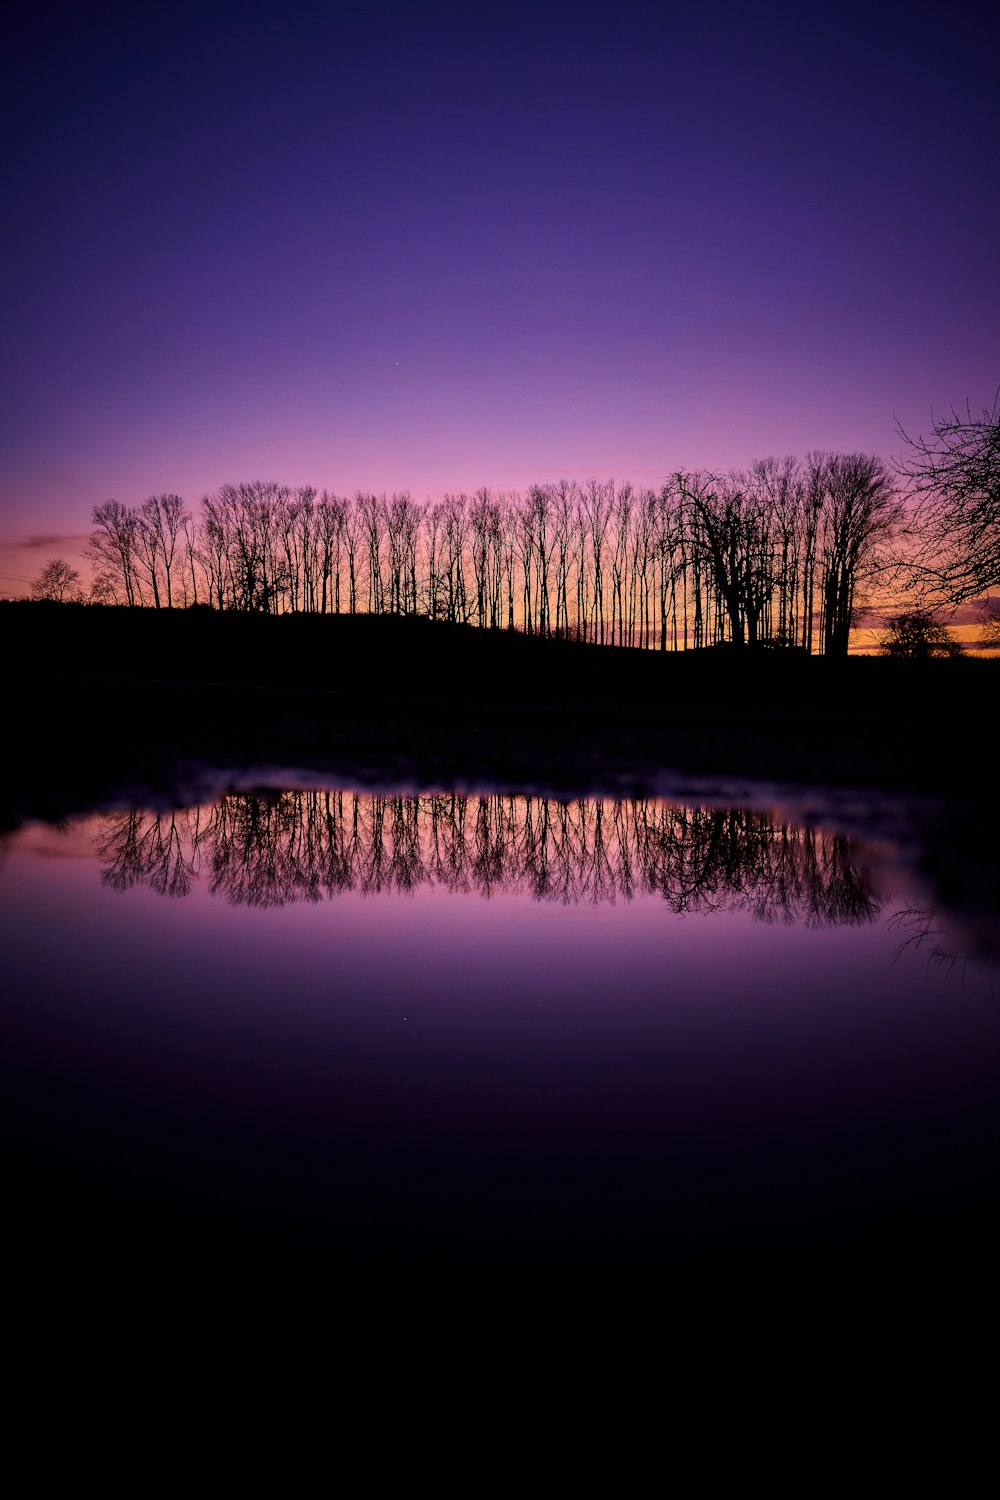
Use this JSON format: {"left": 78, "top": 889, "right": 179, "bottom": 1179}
{"left": 5, "top": 604, "right": 1000, "bottom": 1338}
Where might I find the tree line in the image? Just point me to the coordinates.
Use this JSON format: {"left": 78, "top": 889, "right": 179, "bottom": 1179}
{"left": 81, "top": 453, "right": 902, "bottom": 656}
{"left": 95, "top": 787, "right": 880, "bottom": 926}
{"left": 26, "top": 396, "right": 997, "bottom": 652}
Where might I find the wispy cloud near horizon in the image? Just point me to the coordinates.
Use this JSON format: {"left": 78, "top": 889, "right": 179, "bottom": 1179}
{"left": 9, "top": 532, "right": 91, "bottom": 551}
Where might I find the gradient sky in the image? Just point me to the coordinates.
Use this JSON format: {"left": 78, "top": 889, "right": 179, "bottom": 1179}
{"left": 2, "top": 0, "right": 998, "bottom": 593}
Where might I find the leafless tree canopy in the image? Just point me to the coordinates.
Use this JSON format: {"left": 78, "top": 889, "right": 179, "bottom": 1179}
{"left": 896, "top": 394, "right": 1000, "bottom": 604}
{"left": 84, "top": 455, "right": 901, "bottom": 655}
{"left": 30, "top": 557, "right": 82, "bottom": 602}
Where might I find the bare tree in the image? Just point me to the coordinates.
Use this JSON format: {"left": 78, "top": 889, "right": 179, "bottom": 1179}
{"left": 609, "top": 481, "right": 633, "bottom": 645}
{"left": 525, "top": 486, "right": 554, "bottom": 635}
{"left": 896, "top": 393, "right": 1000, "bottom": 603}
{"left": 385, "top": 492, "right": 422, "bottom": 614}
{"left": 274, "top": 486, "right": 316, "bottom": 612}
{"left": 818, "top": 453, "right": 901, "bottom": 657}
{"left": 136, "top": 493, "right": 187, "bottom": 607}
{"left": 438, "top": 494, "right": 470, "bottom": 623}
{"left": 89, "top": 570, "right": 120, "bottom": 605}
{"left": 31, "top": 557, "right": 81, "bottom": 601}
{"left": 469, "top": 489, "right": 506, "bottom": 628}
{"left": 746, "top": 456, "right": 802, "bottom": 646}
{"left": 679, "top": 471, "right": 768, "bottom": 647}
{"left": 88, "top": 500, "right": 140, "bottom": 606}
{"left": 357, "top": 492, "right": 387, "bottom": 614}
{"left": 581, "top": 479, "right": 613, "bottom": 643}
{"left": 316, "top": 491, "right": 346, "bottom": 613}
{"left": 343, "top": 495, "right": 364, "bottom": 614}
{"left": 205, "top": 482, "right": 289, "bottom": 612}
{"left": 180, "top": 517, "right": 201, "bottom": 606}
{"left": 550, "top": 480, "right": 579, "bottom": 638}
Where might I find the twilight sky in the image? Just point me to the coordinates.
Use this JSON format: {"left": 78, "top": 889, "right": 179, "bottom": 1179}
{"left": 1, "top": 0, "right": 998, "bottom": 592}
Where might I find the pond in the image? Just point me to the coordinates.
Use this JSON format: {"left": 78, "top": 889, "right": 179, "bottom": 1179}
{"left": 3, "top": 780, "right": 997, "bottom": 1329}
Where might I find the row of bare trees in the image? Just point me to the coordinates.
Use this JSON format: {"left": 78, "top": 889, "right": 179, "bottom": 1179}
{"left": 96, "top": 789, "right": 880, "bottom": 925}
{"left": 86, "top": 454, "right": 901, "bottom": 654}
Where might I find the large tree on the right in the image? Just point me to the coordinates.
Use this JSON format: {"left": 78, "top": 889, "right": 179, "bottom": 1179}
{"left": 897, "top": 393, "right": 1000, "bottom": 603}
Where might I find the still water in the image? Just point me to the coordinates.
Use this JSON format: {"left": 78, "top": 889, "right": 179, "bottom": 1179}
{"left": 3, "top": 783, "right": 997, "bottom": 1325}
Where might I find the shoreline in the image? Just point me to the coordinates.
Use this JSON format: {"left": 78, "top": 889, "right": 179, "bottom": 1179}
{"left": 5, "top": 599, "right": 997, "bottom": 841}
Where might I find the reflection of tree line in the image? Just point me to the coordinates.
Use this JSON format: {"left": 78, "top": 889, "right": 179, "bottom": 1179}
{"left": 96, "top": 790, "right": 880, "bottom": 926}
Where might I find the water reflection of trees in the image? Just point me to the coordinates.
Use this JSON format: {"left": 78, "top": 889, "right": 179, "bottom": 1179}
{"left": 888, "top": 908, "right": 996, "bottom": 989}
{"left": 95, "top": 790, "right": 881, "bottom": 927}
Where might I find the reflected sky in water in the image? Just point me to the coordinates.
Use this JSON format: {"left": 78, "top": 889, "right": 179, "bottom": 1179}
{"left": 3, "top": 784, "right": 997, "bottom": 1325}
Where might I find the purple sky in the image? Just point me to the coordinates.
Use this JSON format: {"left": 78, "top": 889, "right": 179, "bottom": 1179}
{"left": 1, "top": 0, "right": 998, "bottom": 592}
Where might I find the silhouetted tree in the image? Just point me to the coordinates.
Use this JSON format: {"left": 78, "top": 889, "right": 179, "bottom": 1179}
{"left": 896, "top": 393, "right": 1000, "bottom": 602}
{"left": 818, "top": 453, "right": 901, "bottom": 656}
{"left": 180, "top": 517, "right": 201, "bottom": 606}
{"left": 581, "top": 478, "right": 613, "bottom": 643}
{"left": 30, "top": 557, "right": 81, "bottom": 601}
{"left": 315, "top": 490, "right": 346, "bottom": 613}
{"left": 438, "top": 494, "right": 471, "bottom": 623}
{"left": 357, "top": 492, "right": 387, "bottom": 613}
{"left": 135, "top": 493, "right": 187, "bottom": 607}
{"left": 89, "top": 570, "right": 119, "bottom": 605}
{"left": 878, "top": 609, "right": 963, "bottom": 658}
{"left": 979, "top": 597, "right": 1000, "bottom": 650}
{"left": 679, "top": 471, "right": 772, "bottom": 647}
{"left": 385, "top": 492, "right": 422, "bottom": 614}
{"left": 88, "top": 500, "right": 140, "bottom": 606}
{"left": 342, "top": 495, "right": 364, "bottom": 614}
{"left": 203, "top": 482, "right": 290, "bottom": 612}
{"left": 746, "top": 456, "right": 803, "bottom": 646}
